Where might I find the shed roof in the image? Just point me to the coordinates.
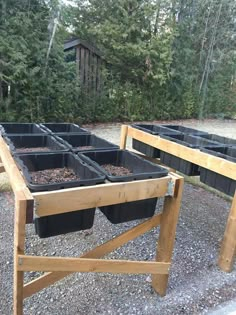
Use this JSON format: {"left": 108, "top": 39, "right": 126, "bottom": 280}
{"left": 64, "top": 38, "right": 102, "bottom": 57}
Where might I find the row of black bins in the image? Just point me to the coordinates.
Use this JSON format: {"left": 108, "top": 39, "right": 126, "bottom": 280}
{"left": 4, "top": 133, "right": 120, "bottom": 154}
{"left": 0, "top": 122, "right": 89, "bottom": 135}
{"left": 0, "top": 122, "right": 118, "bottom": 153}
{"left": 0, "top": 123, "right": 168, "bottom": 238}
{"left": 132, "top": 123, "right": 236, "bottom": 197}
{"left": 15, "top": 150, "right": 168, "bottom": 238}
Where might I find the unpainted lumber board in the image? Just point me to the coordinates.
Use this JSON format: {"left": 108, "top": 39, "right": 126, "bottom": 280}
{"left": 33, "top": 177, "right": 170, "bottom": 216}
{"left": 152, "top": 175, "right": 184, "bottom": 296}
{"left": 18, "top": 255, "right": 170, "bottom": 274}
{"left": 218, "top": 191, "right": 236, "bottom": 272}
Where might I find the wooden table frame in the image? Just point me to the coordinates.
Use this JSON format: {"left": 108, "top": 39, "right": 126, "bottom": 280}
{"left": 120, "top": 125, "right": 236, "bottom": 273}
{"left": 0, "top": 136, "right": 184, "bottom": 315}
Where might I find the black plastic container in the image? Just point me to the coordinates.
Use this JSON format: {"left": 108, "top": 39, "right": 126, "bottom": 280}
{"left": 131, "top": 123, "right": 182, "bottom": 158}
{"left": 40, "top": 123, "right": 89, "bottom": 135}
{"left": 160, "top": 134, "right": 224, "bottom": 176}
{"left": 56, "top": 134, "right": 119, "bottom": 152}
{"left": 198, "top": 133, "right": 236, "bottom": 146}
{"left": 79, "top": 149, "right": 168, "bottom": 224}
{"left": 200, "top": 146, "right": 236, "bottom": 196}
{"left": 5, "top": 134, "right": 68, "bottom": 155}
{"left": 16, "top": 152, "right": 105, "bottom": 237}
{"left": 160, "top": 124, "right": 208, "bottom": 136}
{"left": 0, "top": 123, "right": 47, "bottom": 135}
{"left": 132, "top": 123, "right": 181, "bottom": 135}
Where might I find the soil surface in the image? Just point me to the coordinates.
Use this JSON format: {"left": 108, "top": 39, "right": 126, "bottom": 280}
{"left": 101, "top": 164, "right": 133, "bottom": 176}
{"left": 1, "top": 119, "right": 236, "bottom": 315}
{"left": 30, "top": 167, "right": 79, "bottom": 184}
{"left": 15, "top": 147, "right": 51, "bottom": 153}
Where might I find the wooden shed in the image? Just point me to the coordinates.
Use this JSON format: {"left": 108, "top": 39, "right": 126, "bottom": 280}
{"left": 64, "top": 38, "right": 102, "bottom": 92}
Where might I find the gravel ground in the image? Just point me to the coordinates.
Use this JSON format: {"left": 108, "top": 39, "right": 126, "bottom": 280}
{"left": 1, "top": 119, "right": 236, "bottom": 315}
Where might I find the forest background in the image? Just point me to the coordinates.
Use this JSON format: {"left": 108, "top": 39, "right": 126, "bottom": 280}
{"left": 0, "top": 0, "right": 236, "bottom": 123}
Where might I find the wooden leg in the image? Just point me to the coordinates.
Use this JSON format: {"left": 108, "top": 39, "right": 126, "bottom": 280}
{"left": 14, "top": 194, "right": 27, "bottom": 315}
{"left": 14, "top": 270, "right": 24, "bottom": 315}
{"left": 218, "top": 191, "right": 236, "bottom": 272}
{"left": 152, "top": 176, "right": 184, "bottom": 296}
{"left": 120, "top": 125, "right": 128, "bottom": 149}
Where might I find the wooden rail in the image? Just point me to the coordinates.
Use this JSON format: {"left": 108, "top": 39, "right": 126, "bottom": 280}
{"left": 124, "top": 125, "right": 236, "bottom": 179}
{"left": 0, "top": 134, "right": 184, "bottom": 315}
{"left": 120, "top": 124, "right": 236, "bottom": 272}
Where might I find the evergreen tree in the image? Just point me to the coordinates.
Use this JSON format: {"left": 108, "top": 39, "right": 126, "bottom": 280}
{"left": 0, "top": 0, "right": 79, "bottom": 122}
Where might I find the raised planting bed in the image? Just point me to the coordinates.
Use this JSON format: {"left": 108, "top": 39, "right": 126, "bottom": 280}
{"left": 15, "top": 152, "right": 105, "bottom": 237}
{"left": 0, "top": 123, "right": 47, "bottom": 136}
{"left": 160, "top": 134, "right": 224, "bottom": 176}
{"left": 5, "top": 134, "right": 68, "bottom": 155}
{"left": 40, "top": 123, "right": 89, "bottom": 135}
{"left": 160, "top": 124, "right": 208, "bottom": 136}
{"left": 56, "top": 134, "right": 119, "bottom": 152}
{"left": 131, "top": 123, "right": 182, "bottom": 158}
{"left": 200, "top": 146, "right": 236, "bottom": 196}
{"left": 79, "top": 149, "right": 168, "bottom": 224}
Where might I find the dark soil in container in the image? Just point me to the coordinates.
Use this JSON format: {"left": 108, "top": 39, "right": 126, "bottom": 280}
{"left": 16, "top": 147, "right": 50, "bottom": 153}
{"left": 101, "top": 164, "right": 133, "bottom": 176}
{"left": 75, "top": 146, "right": 95, "bottom": 150}
{"left": 30, "top": 167, "right": 79, "bottom": 184}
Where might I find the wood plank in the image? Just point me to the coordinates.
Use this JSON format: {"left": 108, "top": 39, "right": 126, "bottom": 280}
{"left": 127, "top": 126, "right": 236, "bottom": 179}
{"left": 84, "top": 213, "right": 162, "bottom": 259}
{"left": 18, "top": 255, "right": 170, "bottom": 274}
{"left": 23, "top": 213, "right": 162, "bottom": 298}
{"left": 90, "top": 53, "right": 93, "bottom": 91}
{"left": 76, "top": 47, "right": 80, "bottom": 76}
{"left": 218, "top": 190, "right": 236, "bottom": 272}
{"left": 33, "top": 177, "right": 170, "bottom": 217}
{"left": 120, "top": 125, "right": 128, "bottom": 149}
{"left": 97, "top": 57, "right": 101, "bottom": 91}
{"left": 92, "top": 54, "right": 97, "bottom": 92}
{"left": 95, "top": 56, "right": 98, "bottom": 91}
{"left": 14, "top": 194, "right": 27, "bottom": 315}
{"left": 80, "top": 47, "right": 85, "bottom": 86}
{"left": 84, "top": 49, "right": 89, "bottom": 90}
{"left": 152, "top": 175, "right": 184, "bottom": 296}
